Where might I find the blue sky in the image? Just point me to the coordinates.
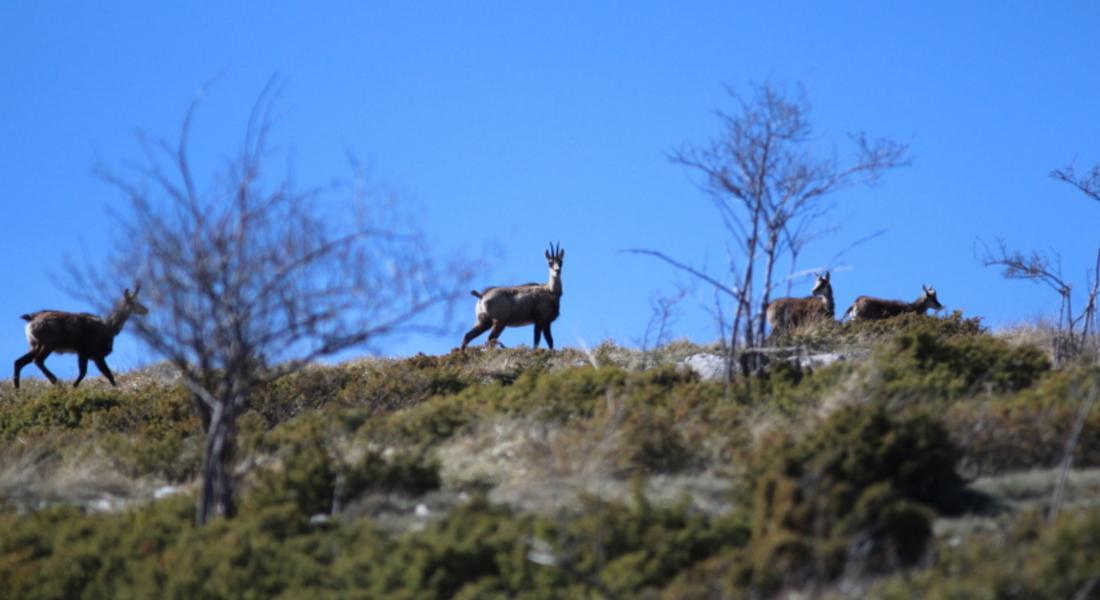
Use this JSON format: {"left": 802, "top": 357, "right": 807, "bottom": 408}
{"left": 2, "top": 2, "right": 1098, "bottom": 380}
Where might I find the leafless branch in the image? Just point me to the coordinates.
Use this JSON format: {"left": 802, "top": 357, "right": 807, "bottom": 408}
{"left": 1052, "top": 163, "right": 1100, "bottom": 203}
{"left": 643, "top": 82, "right": 909, "bottom": 350}
{"left": 69, "top": 80, "right": 473, "bottom": 525}
{"left": 622, "top": 249, "right": 738, "bottom": 297}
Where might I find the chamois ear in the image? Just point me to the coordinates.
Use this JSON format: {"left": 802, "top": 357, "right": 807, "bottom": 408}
{"left": 822, "top": 271, "right": 829, "bottom": 280}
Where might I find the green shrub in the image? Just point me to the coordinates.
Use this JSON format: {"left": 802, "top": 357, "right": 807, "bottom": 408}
{"left": 946, "top": 366, "right": 1100, "bottom": 473}
{"left": 97, "top": 387, "right": 202, "bottom": 481}
{"left": 745, "top": 403, "right": 965, "bottom": 591}
{"left": 847, "top": 310, "right": 985, "bottom": 341}
{"left": 735, "top": 360, "right": 855, "bottom": 415}
{"left": 874, "top": 328, "right": 1050, "bottom": 401}
{"left": 367, "top": 365, "right": 717, "bottom": 452}
{"left": 344, "top": 448, "right": 442, "bottom": 498}
{"left": 0, "top": 488, "right": 750, "bottom": 599}
{"left": 0, "top": 388, "right": 123, "bottom": 439}
{"left": 247, "top": 415, "right": 443, "bottom": 525}
{"left": 877, "top": 507, "right": 1100, "bottom": 599}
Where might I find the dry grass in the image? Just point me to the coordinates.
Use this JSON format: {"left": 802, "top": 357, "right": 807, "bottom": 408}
{"left": 0, "top": 433, "right": 168, "bottom": 512}
{"left": 934, "top": 467, "right": 1100, "bottom": 543}
{"left": 995, "top": 319, "right": 1100, "bottom": 367}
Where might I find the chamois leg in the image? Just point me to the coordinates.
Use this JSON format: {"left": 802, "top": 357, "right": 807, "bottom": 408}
{"left": 13, "top": 349, "right": 37, "bottom": 389}
{"left": 93, "top": 358, "right": 117, "bottom": 387}
{"left": 33, "top": 349, "right": 59, "bottom": 385}
{"left": 486, "top": 320, "right": 507, "bottom": 348}
{"left": 461, "top": 319, "right": 493, "bottom": 351}
{"left": 533, "top": 324, "right": 543, "bottom": 348}
{"left": 542, "top": 323, "right": 554, "bottom": 350}
{"left": 73, "top": 355, "right": 89, "bottom": 387}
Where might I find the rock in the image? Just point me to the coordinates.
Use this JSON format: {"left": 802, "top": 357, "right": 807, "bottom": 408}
{"left": 154, "top": 485, "right": 181, "bottom": 499}
{"left": 682, "top": 353, "right": 727, "bottom": 381}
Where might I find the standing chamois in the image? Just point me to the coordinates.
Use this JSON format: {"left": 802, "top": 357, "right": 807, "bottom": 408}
{"left": 461, "top": 243, "right": 564, "bottom": 350}
{"left": 766, "top": 271, "right": 835, "bottom": 334}
{"left": 14, "top": 285, "right": 149, "bottom": 388}
{"left": 844, "top": 284, "right": 944, "bottom": 321}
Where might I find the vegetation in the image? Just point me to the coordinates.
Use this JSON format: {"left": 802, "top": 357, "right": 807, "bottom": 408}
{"left": 2, "top": 314, "right": 1099, "bottom": 597}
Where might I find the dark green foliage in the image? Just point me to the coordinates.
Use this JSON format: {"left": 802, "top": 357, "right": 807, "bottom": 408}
{"left": 0, "top": 495, "right": 195, "bottom": 599}
{"left": 946, "top": 366, "right": 1100, "bottom": 473}
{"left": 250, "top": 359, "right": 472, "bottom": 426}
{"left": 247, "top": 416, "right": 442, "bottom": 523}
{"left": 878, "top": 507, "right": 1100, "bottom": 599}
{"left": 0, "top": 327, "right": 1094, "bottom": 598}
{"left": 0, "top": 491, "right": 748, "bottom": 599}
{"left": 0, "top": 388, "right": 123, "bottom": 438}
{"left": 847, "top": 310, "right": 985, "bottom": 341}
{"left": 875, "top": 328, "right": 1050, "bottom": 401}
{"left": 745, "top": 403, "right": 965, "bottom": 590}
{"left": 367, "top": 365, "right": 717, "bottom": 452}
{"left": 771, "top": 311, "right": 985, "bottom": 351}
{"left": 346, "top": 449, "right": 442, "bottom": 497}
{"left": 737, "top": 359, "right": 855, "bottom": 415}
{"left": 0, "top": 383, "right": 203, "bottom": 482}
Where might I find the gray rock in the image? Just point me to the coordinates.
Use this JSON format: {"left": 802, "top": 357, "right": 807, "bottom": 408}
{"left": 682, "top": 353, "right": 727, "bottom": 381}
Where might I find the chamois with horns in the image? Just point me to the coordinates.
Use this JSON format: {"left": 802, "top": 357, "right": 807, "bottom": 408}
{"left": 844, "top": 284, "right": 944, "bottom": 321}
{"left": 766, "top": 271, "right": 835, "bottom": 334}
{"left": 14, "top": 285, "right": 149, "bottom": 388}
{"left": 462, "top": 243, "right": 564, "bottom": 350}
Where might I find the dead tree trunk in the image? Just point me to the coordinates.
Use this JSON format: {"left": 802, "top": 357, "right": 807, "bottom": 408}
{"left": 198, "top": 401, "right": 238, "bottom": 524}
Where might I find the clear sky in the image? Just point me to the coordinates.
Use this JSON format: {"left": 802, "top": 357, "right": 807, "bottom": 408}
{"left": 2, "top": 2, "right": 1098, "bottom": 380}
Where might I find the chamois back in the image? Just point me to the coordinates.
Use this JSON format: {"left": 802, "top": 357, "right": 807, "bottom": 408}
{"left": 14, "top": 285, "right": 149, "bottom": 388}
{"left": 845, "top": 285, "right": 943, "bottom": 321}
{"left": 766, "top": 271, "right": 834, "bottom": 334}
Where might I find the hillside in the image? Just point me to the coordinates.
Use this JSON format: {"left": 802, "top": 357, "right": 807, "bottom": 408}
{"left": 1, "top": 314, "right": 1099, "bottom": 598}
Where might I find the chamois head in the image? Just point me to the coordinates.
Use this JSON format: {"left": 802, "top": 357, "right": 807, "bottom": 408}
{"left": 810, "top": 271, "right": 831, "bottom": 297}
{"left": 919, "top": 284, "right": 944, "bottom": 311}
{"left": 545, "top": 242, "right": 564, "bottom": 276}
{"left": 121, "top": 283, "right": 150, "bottom": 317}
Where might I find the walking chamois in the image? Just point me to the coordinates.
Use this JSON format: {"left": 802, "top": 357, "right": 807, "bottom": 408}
{"left": 14, "top": 285, "right": 149, "bottom": 388}
{"left": 844, "top": 284, "right": 943, "bottom": 321}
{"left": 461, "top": 243, "right": 564, "bottom": 350}
{"left": 766, "top": 271, "right": 835, "bottom": 334}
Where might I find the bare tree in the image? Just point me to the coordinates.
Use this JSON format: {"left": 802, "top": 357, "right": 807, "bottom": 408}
{"left": 629, "top": 82, "right": 908, "bottom": 366}
{"left": 71, "top": 82, "right": 473, "bottom": 525}
{"left": 638, "top": 286, "right": 687, "bottom": 368}
{"left": 980, "top": 162, "right": 1100, "bottom": 365}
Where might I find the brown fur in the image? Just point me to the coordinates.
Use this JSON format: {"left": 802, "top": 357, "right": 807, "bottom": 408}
{"left": 462, "top": 244, "right": 564, "bottom": 350}
{"left": 14, "top": 286, "right": 149, "bottom": 388}
{"left": 845, "top": 285, "right": 943, "bottom": 321}
{"left": 766, "top": 272, "right": 835, "bottom": 334}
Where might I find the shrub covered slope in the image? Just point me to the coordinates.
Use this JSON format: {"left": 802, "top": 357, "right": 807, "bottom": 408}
{"left": 1, "top": 316, "right": 1098, "bottom": 598}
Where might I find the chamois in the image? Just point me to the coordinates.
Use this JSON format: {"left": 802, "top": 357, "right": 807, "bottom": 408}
{"left": 844, "top": 284, "right": 944, "bottom": 321}
{"left": 14, "top": 285, "right": 149, "bottom": 388}
{"left": 766, "top": 271, "right": 834, "bottom": 334}
{"left": 461, "top": 243, "right": 564, "bottom": 350}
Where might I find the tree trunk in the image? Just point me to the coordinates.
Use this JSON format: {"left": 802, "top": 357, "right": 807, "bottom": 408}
{"left": 758, "top": 236, "right": 780, "bottom": 344}
{"left": 191, "top": 392, "right": 212, "bottom": 433}
{"left": 197, "top": 401, "right": 238, "bottom": 525}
